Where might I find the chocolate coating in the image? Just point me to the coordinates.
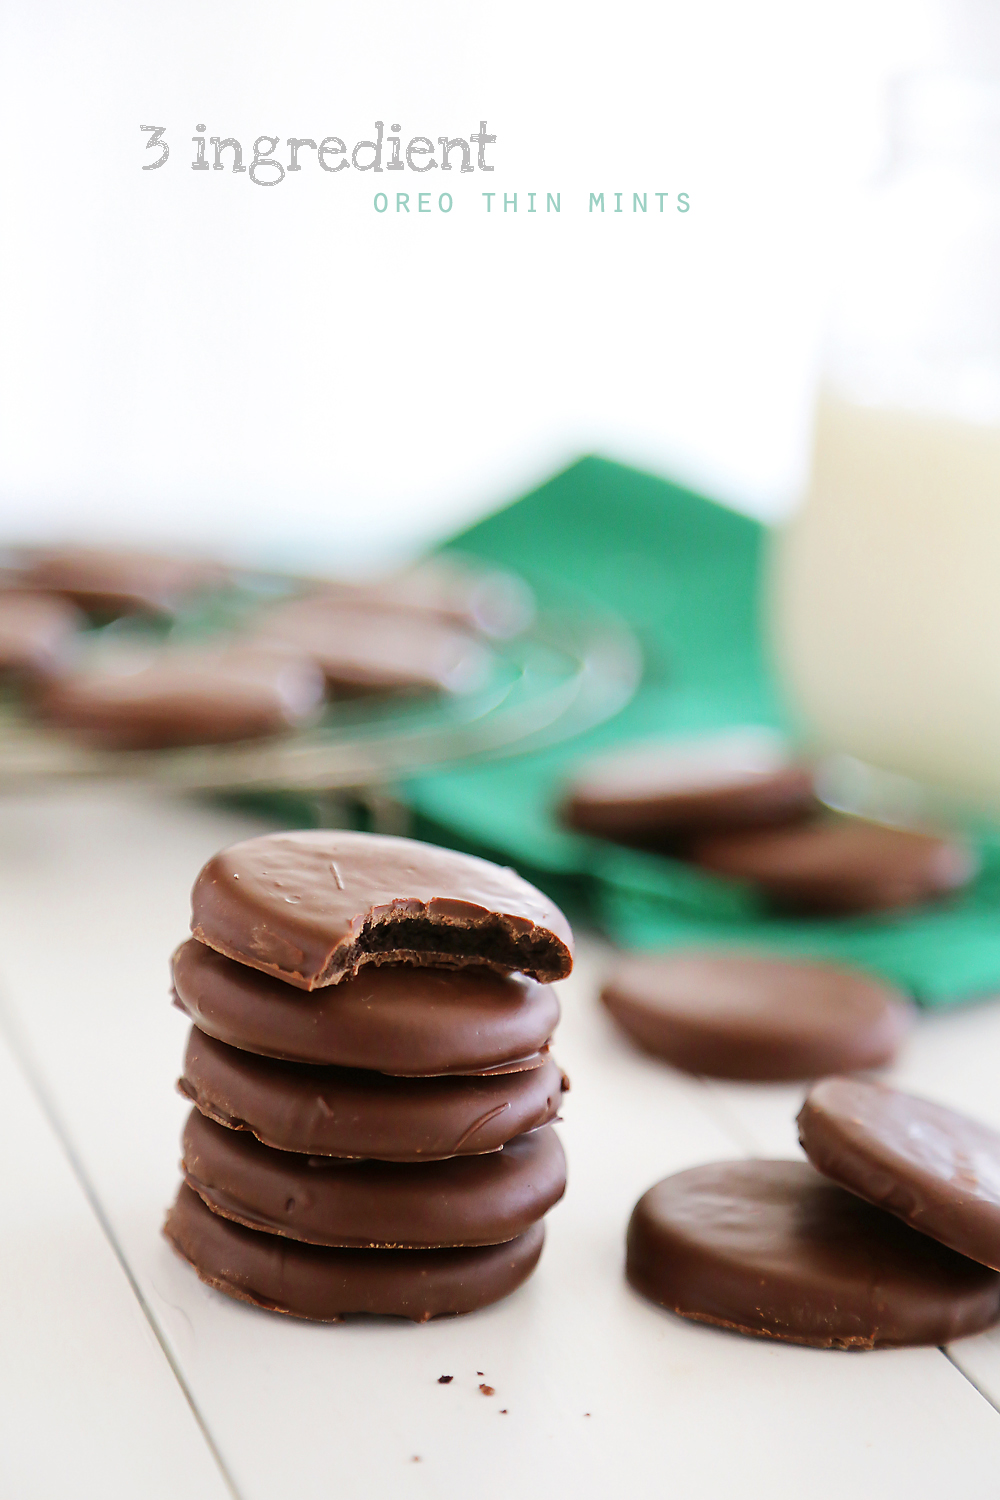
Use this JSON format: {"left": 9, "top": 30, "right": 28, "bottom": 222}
{"left": 0, "top": 592, "right": 82, "bottom": 682}
{"left": 308, "top": 556, "right": 534, "bottom": 639}
{"left": 691, "top": 816, "right": 976, "bottom": 915}
{"left": 799, "top": 1077, "right": 1000, "bottom": 1271}
{"left": 180, "top": 1028, "right": 567, "bottom": 1160}
{"left": 601, "top": 951, "right": 913, "bottom": 1082}
{"left": 190, "top": 830, "right": 574, "bottom": 987}
{"left": 626, "top": 1160, "right": 1000, "bottom": 1349}
{"left": 254, "top": 599, "right": 493, "bottom": 696}
{"left": 172, "top": 939, "right": 560, "bottom": 1074}
{"left": 17, "top": 545, "right": 226, "bottom": 620}
{"left": 181, "top": 1109, "right": 566, "bottom": 1248}
{"left": 561, "top": 729, "right": 817, "bottom": 848}
{"left": 165, "top": 1181, "right": 544, "bottom": 1321}
{"left": 37, "top": 649, "right": 324, "bottom": 749}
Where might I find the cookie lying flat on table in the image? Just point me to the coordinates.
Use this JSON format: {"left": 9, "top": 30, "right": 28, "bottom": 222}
{"left": 180, "top": 1028, "right": 567, "bottom": 1160}
{"left": 798, "top": 1077, "right": 1000, "bottom": 1271}
{"left": 600, "top": 951, "right": 913, "bottom": 1081}
{"left": 190, "top": 830, "right": 574, "bottom": 988}
{"left": 37, "top": 649, "right": 324, "bottom": 749}
{"left": 181, "top": 1109, "right": 566, "bottom": 1249}
{"left": 172, "top": 939, "right": 560, "bottom": 1074}
{"left": 253, "top": 599, "right": 492, "bottom": 696}
{"left": 0, "top": 592, "right": 83, "bottom": 683}
{"left": 626, "top": 1160, "right": 1000, "bottom": 1348}
{"left": 16, "top": 545, "right": 226, "bottom": 620}
{"left": 691, "top": 815, "right": 976, "bottom": 915}
{"left": 559, "top": 729, "right": 817, "bottom": 849}
{"left": 166, "top": 1182, "right": 545, "bottom": 1321}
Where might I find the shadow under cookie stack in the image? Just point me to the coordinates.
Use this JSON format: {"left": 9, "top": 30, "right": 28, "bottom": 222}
{"left": 164, "top": 829, "right": 573, "bottom": 1322}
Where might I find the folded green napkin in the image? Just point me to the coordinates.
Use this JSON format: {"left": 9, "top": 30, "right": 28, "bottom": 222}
{"left": 404, "top": 456, "right": 1000, "bottom": 1007}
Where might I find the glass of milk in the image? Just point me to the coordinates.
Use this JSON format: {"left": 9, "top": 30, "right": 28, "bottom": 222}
{"left": 770, "top": 69, "right": 1000, "bottom": 805}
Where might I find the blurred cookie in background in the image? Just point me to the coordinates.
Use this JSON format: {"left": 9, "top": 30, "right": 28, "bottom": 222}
{"left": 690, "top": 815, "right": 977, "bottom": 916}
{"left": 0, "top": 591, "right": 84, "bottom": 685}
{"left": 251, "top": 598, "right": 494, "bottom": 698}
{"left": 14, "top": 545, "right": 228, "bottom": 621}
{"left": 310, "top": 555, "right": 534, "bottom": 640}
{"left": 35, "top": 645, "right": 324, "bottom": 749}
{"left": 600, "top": 950, "right": 913, "bottom": 1081}
{"left": 558, "top": 728, "right": 818, "bottom": 850}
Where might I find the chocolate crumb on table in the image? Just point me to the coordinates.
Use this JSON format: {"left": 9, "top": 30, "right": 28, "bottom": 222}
{"left": 479, "top": 1384, "right": 495, "bottom": 1396}
{"left": 437, "top": 1375, "right": 453, "bottom": 1384}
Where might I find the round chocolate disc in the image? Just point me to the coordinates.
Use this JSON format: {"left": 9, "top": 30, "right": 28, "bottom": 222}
{"left": 0, "top": 592, "right": 82, "bottom": 682}
{"left": 17, "top": 545, "right": 226, "bottom": 620}
{"left": 180, "top": 1027, "right": 567, "bottom": 1160}
{"left": 253, "top": 599, "right": 493, "bottom": 696}
{"left": 172, "top": 939, "right": 560, "bottom": 1075}
{"left": 560, "top": 729, "right": 817, "bottom": 848}
{"left": 626, "top": 1160, "right": 1000, "bottom": 1349}
{"left": 690, "top": 816, "right": 976, "bottom": 915}
{"left": 181, "top": 1109, "right": 566, "bottom": 1248}
{"left": 600, "top": 951, "right": 913, "bottom": 1082}
{"left": 798, "top": 1076, "right": 1000, "bottom": 1271}
{"left": 165, "top": 1182, "right": 544, "bottom": 1321}
{"left": 37, "top": 648, "right": 324, "bottom": 749}
{"left": 190, "top": 829, "right": 574, "bottom": 988}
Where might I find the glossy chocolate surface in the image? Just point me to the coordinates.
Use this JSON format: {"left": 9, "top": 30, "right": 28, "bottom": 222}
{"left": 561, "top": 729, "right": 817, "bottom": 848}
{"left": 165, "top": 1182, "right": 544, "bottom": 1321}
{"left": 254, "top": 599, "right": 492, "bottom": 696}
{"left": 601, "top": 951, "right": 913, "bottom": 1082}
{"left": 190, "top": 830, "right": 574, "bottom": 987}
{"left": 172, "top": 939, "right": 559, "bottom": 1074}
{"left": 38, "top": 649, "right": 324, "bottom": 749}
{"left": 181, "top": 1109, "right": 566, "bottom": 1248}
{"left": 626, "top": 1160, "right": 1000, "bottom": 1349}
{"left": 691, "top": 815, "right": 976, "bottom": 915}
{"left": 17, "top": 545, "right": 226, "bottom": 619}
{"left": 0, "top": 592, "right": 82, "bottom": 681}
{"left": 799, "top": 1077, "right": 1000, "bottom": 1271}
{"left": 180, "top": 1028, "right": 567, "bottom": 1159}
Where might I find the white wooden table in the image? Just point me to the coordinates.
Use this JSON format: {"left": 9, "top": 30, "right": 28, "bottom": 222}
{"left": 2, "top": 787, "right": 1000, "bottom": 1499}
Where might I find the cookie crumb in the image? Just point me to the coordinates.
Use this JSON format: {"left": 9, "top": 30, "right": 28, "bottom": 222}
{"left": 499, "top": 1408, "right": 508, "bottom": 1415}
{"left": 437, "top": 1375, "right": 453, "bottom": 1384}
{"left": 476, "top": 1371, "right": 484, "bottom": 1376}
{"left": 479, "top": 1383, "right": 495, "bottom": 1396}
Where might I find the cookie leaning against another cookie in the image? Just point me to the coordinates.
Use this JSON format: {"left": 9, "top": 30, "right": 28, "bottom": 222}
{"left": 798, "top": 1076, "right": 1000, "bottom": 1271}
{"left": 626, "top": 1159, "right": 1000, "bottom": 1349}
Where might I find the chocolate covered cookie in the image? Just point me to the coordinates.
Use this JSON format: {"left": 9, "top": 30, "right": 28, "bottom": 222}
{"left": 691, "top": 815, "right": 976, "bottom": 915}
{"left": 181, "top": 1109, "right": 566, "bottom": 1248}
{"left": 626, "top": 1160, "right": 1000, "bottom": 1348}
{"left": 166, "top": 1182, "right": 545, "bottom": 1321}
{"left": 0, "top": 592, "right": 82, "bottom": 682}
{"left": 560, "top": 729, "right": 817, "bottom": 848}
{"left": 600, "top": 951, "right": 912, "bottom": 1081}
{"left": 798, "top": 1077, "right": 1000, "bottom": 1271}
{"left": 254, "top": 599, "right": 492, "bottom": 696}
{"left": 190, "top": 831, "right": 574, "bottom": 987}
{"left": 37, "top": 648, "right": 324, "bottom": 749}
{"left": 17, "top": 545, "right": 226, "bottom": 620}
{"left": 172, "top": 939, "right": 560, "bottom": 1074}
{"left": 180, "top": 1028, "right": 567, "bottom": 1159}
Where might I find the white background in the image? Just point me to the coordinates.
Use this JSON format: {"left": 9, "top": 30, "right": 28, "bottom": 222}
{"left": 0, "top": 0, "right": 938, "bottom": 569}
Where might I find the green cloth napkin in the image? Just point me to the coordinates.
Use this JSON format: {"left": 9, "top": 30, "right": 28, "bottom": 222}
{"left": 403, "top": 455, "right": 1000, "bottom": 1008}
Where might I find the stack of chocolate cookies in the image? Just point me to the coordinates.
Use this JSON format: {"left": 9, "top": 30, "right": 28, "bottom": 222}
{"left": 165, "top": 830, "right": 573, "bottom": 1322}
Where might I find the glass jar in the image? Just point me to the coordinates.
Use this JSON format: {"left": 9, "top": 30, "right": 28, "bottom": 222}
{"left": 770, "top": 69, "right": 1000, "bottom": 805}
